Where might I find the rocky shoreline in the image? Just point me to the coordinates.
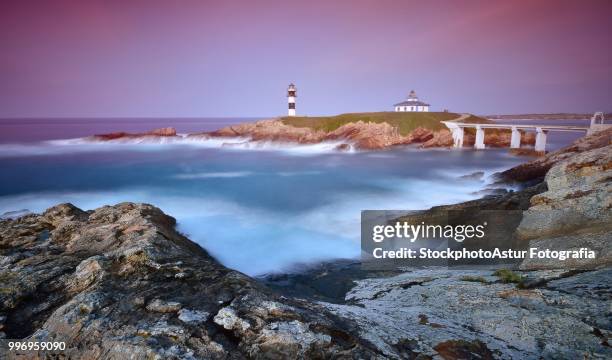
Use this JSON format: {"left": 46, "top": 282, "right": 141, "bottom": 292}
{"left": 89, "top": 116, "right": 536, "bottom": 151}
{"left": 1, "top": 128, "right": 610, "bottom": 358}
{"left": 0, "top": 203, "right": 378, "bottom": 358}
{"left": 266, "top": 127, "right": 611, "bottom": 358}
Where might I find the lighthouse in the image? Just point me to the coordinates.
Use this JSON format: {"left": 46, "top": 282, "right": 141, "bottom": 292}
{"left": 287, "top": 83, "right": 296, "bottom": 116}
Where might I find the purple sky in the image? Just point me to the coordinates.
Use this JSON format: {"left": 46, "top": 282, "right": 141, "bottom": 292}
{"left": 1, "top": 0, "right": 611, "bottom": 117}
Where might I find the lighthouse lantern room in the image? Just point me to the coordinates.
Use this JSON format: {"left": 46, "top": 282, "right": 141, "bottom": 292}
{"left": 287, "top": 83, "right": 297, "bottom": 116}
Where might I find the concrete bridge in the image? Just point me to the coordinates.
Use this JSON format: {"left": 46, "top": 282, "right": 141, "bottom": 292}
{"left": 441, "top": 112, "right": 608, "bottom": 152}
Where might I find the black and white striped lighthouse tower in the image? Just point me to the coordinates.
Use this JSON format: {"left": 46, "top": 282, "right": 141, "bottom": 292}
{"left": 287, "top": 83, "right": 296, "bottom": 117}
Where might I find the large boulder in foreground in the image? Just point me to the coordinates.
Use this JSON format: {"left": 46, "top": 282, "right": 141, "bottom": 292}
{"left": 0, "top": 203, "right": 375, "bottom": 359}
{"left": 517, "top": 143, "right": 612, "bottom": 270}
{"left": 321, "top": 268, "right": 611, "bottom": 359}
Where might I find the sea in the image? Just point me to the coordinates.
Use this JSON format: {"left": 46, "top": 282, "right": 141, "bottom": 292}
{"left": 0, "top": 117, "right": 588, "bottom": 276}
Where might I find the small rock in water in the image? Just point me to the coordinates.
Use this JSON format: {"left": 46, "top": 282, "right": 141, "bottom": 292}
{"left": 470, "top": 187, "right": 509, "bottom": 196}
{"left": 458, "top": 171, "right": 485, "bottom": 181}
{"left": 335, "top": 143, "right": 352, "bottom": 151}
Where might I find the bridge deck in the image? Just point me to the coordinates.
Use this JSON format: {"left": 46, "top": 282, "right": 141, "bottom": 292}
{"left": 440, "top": 112, "right": 605, "bottom": 151}
{"left": 443, "top": 122, "right": 589, "bottom": 132}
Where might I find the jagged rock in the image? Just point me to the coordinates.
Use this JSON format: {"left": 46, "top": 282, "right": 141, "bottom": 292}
{"left": 406, "top": 127, "right": 434, "bottom": 143}
{"left": 421, "top": 129, "right": 453, "bottom": 148}
{"left": 0, "top": 203, "right": 376, "bottom": 359}
{"left": 148, "top": 127, "right": 177, "bottom": 136}
{"left": 517, "top": 143, "right": 612, "bottom": 270}
{"left": 327, "top": 121, "right": 405, "bottom": 149}
{"left": 73, "top": 256, "right": 107, "bottom": 290}
{"left": 203, "top": 119, "right": 326, "bottom": 144}
{"left": 334, "top": 143, "right": 352, "bottom": 151}
{"left": 213, "top": 307, "right": 251, "bottom": 331}
{"left": 500, "top": 127, "right": 611, "bottom": 183}
{"left": 256, "top": 320, "right": 332, "bottom": 358}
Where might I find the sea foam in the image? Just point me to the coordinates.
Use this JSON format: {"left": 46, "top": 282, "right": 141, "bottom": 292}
{"left": 0, "top": 135, "right": 354, "bottom": 158}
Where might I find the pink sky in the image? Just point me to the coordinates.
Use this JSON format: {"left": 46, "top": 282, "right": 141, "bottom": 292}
{"left": 1, "top": 0, "right": 611, "bottom": 117}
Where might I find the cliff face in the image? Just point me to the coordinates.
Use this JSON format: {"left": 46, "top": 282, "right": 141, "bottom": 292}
{"left": 498, "top": 128, "right": 611, "bottom": 270}
{"left": 517, "top": 137, "right": 611, "bottom": 270}
{"left": 197, "top": 119, "right": 412, "bottom": 150}
{"left": 0, "top": 203, "right": 376, "bottom": 359}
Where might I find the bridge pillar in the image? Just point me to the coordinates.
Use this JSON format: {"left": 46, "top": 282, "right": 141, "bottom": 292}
{"left": 588, "top": 112, "right": 609, "bottom": 135}
{"left": 510, "top": 126, "right": 521, "bottom": 149}
{"left": 535, "top": 127, "right": 547, "bottom": 153}
{"left": 452, "top": 127, "right": 464, "bottom": 148}
{"left": 474, "top": 126, "right": 485, "bottom": 149}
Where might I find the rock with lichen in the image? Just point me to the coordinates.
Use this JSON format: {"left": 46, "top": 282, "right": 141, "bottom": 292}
{"left": 0, "top": 202, "right": 377, "bottom": 359}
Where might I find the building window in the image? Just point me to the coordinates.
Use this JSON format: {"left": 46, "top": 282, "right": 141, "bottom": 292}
{"left": 288, "top": 103, "right": 295, "bottom": 109}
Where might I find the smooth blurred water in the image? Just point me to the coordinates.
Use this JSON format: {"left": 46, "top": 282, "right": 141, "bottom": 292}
{"left": 0, "top": 117, "right": 587, "bottom": 275}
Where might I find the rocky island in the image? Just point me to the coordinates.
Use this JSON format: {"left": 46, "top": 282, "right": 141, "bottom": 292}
{"left": 1, "top": 126, "right": 609, "bottom": 358}
{"left": 88, "top": 112, "right": 536, "bottom": 151}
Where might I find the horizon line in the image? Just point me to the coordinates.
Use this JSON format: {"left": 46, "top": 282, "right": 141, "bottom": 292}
{"left": 0, "top": 111, "right": 609, "bottom": 120}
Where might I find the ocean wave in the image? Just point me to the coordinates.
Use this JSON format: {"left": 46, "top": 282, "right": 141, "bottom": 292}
{"left": 0, "top": 188, "right": 358, "bottom": 275}
{"left": 0, "top": 136, "right": 354, "bottom": 158}
{"left": 207, "top": 139, "right": 355, "bottom": 155}
{"left": 0, "top": 171, "right": 485, "bottom": 276}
